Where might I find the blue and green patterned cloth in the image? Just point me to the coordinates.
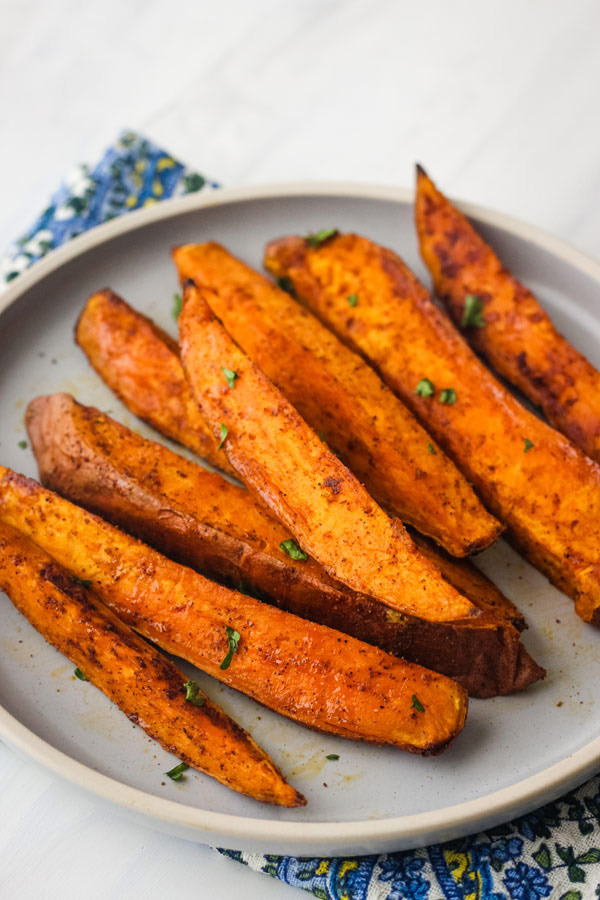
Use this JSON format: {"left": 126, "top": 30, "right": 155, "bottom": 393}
{"left": 0, "top": 130, "right": 215, "bottom": 287}
{"left": 222, "top": 775, "right": 600, "bottom": 899}
{"left": 3, "top": 131, "right": 600, "bottom": 899}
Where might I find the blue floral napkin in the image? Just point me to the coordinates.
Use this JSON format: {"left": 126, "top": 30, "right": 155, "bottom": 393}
{"left": 3, "top": 131, "right": 600, "bottom": 900}
{"left": 0, "top": 130, "right": 216, "bottom": 287}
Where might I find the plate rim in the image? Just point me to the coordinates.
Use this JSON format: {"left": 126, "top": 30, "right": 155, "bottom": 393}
{"left": 2, "top": 179, "right": 600, "bottom": 853}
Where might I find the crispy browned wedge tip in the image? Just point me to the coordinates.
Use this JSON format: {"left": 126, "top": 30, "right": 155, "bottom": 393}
{"left": 172, "top": 242, "right": 502, "bottom": 557}
{"left": 0, "top": 520, "right": 303, "bottom": 806}
{"left": 0, "top": 467, "right": 468, "bottom": 754}
{"left": 264, "top": 233, "right": 600, "bottom": 627}
{"left": 74, "top": 289, "right": 236, "bottom": 476}
{"left": 416, "top": 167, "right": 600, "bottom": 463}
{"left": 409, "top": 530, "right": 525, "bottom": 631}
{"left": 26, "top": 394, "right": 543, "bottom": 696}
{"left": 179, "top": 281, "right": 479, "bottom": 625}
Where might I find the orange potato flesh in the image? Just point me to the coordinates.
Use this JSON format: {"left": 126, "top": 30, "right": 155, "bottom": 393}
{"left": 0, "top": 467, "right": 467, "bottom": 754}
{"left": 264, "top": 233, "right": 600, "bottom": 627}
{"left": 179, "top": 281, "right": 479, "bottom": 624}
{"left": 26, "top": 393, "right": 544, "bottom": 697}
{"left": 416, "top": 166, "right": 600, "bottom": 463}
{"left": 75, "top": 289, "right": 236, "bottom": 476}
{"left": 172, "top": 242, "right": 501, "bottom": 557}
{"left": 71, "top": 292, "right": 513, "bottom": 621}
{"left": 0, "top": 520, "right": 303, "bottom": 806}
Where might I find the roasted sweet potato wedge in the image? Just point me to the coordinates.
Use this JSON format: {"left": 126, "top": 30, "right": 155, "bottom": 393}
{"left": 172, "top": 242, "right": 501, "bottom": 557}
{"left": 26, "top": 393, "right": 543, "bottom": 697}
{"left": 75, "top": 289, "right": 236, "bottom": 476}
{"left": 264, "top": 232, "right": 600, "bottom": 626}
{"left": 70, "top": 291, "right": 519, "bottom": 624}
{"left": 0, "top": 520, "right": 303, "bottom": 806}
{"left": 179, "top": 281, "right": 480, "bottom": 624}
{"left": 416, "top": 167, "right": 600, "bottom": 462}
{"left": 0, "top": 467, "right": 468, "bottom": 754}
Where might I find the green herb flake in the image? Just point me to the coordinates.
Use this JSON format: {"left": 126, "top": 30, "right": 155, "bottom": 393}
{"left": 326, "top": 753, "right": 340, "bottom": 761}
{"left": 410, "top": 694, "right": 425, "bottom": 713}
{"left": 427, "top": 443, "right": 436, "bottom": 455}
{"left": 280, "top": 539, "right": 308, "bottom": 561}
{"left": 183, "top": 680, "right": 205, "bottom": 706}
{"left": 439, "top": 388, "right": 457, "bottom": 405}
{"left": 221, "top": 366, "right": 238, "bottom": 389}
{"left": 218, "top": 423, "right": 228, "bottom": 450}
{"left": 220, "top": 626, "right": 241, "bottom": 671}
{"left": 172, "top": 292, "right": 183, "bottom": 321}
{"left": 74, "top": 576, "right": 92, "bottom": 589}
{"left": 415, "top": 378, "right": 435, "bottom": 398}
{"left": 277, "top": 276, "right": 295, "bottom": 296}
{"left": 305, "top": 228, "right": 339, "bottom": 249}
{"left": 347, "top": 293, "right": 358, "bottom": 308}
{"left": 165, "top": 762, "right": 189, "bottom": 782}
{"left": 524, "top": 438, "right": 534, "bottom": 453}
{"left": 18, "top": 440, "right": 27, "bottom": 449}
{"left": 461, "top": 294, "right": 485, "bottom": 328}
{"left": 74, "top": 668, "right": 88, "bottom": 681}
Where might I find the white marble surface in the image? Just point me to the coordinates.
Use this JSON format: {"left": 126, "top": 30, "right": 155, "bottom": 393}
{"left": 1, "top": 0, "right": 600, "bottom": 897}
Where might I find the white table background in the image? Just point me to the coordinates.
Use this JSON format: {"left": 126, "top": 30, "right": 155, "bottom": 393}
{"left": 1, "top": 0, "right": 600, "bottom": 896}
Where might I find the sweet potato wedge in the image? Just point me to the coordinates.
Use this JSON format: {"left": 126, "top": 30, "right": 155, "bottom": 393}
{"left": 75, "top": 289, "right": 236, "bottom": 476}
{"left": 70, "top": 290, "right": 519, "bottom": 624}
{"left": 179, "top": 281, "right": 479, "bottom": 624}
{"left": 0, "top": 467, "right": 468, "bottom": 754}
{"left": 0, "top": 520, "right": 303, "bottom": 806}
{"left": 416, "top": 167, "right": 600, "bottom": 462}
{"left": 26, "top": 393, "right": 543, "bottom": 697}
{"left": 264, "top": 233, "right": 600, "bottom": 626}
{"left": 172, "top": 242, "right": 501, "bottom": 557}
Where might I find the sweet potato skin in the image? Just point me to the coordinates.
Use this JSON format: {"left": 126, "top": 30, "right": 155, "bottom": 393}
{"left": 0, "top": 520, "right": 303, "bottom": 806}
{"left": 264, "top": 233, "right": 600, "bottom": 627}
{"left": 26, "top": 393, "right": 543, "bottom": 697}
{"left": 172, "top": 242, "right": 501, "bottom": 557}
{"left": 75, "top": 289, "right": 236, "bottom": 476}
{"left": 0, "top": 466, "right": 468, "bottom": 754}
{"left": 416, "top": 167, "right": 600, "bottom": 462}
{"left": 179, "top": 281, "right": 479, "bottom": 624}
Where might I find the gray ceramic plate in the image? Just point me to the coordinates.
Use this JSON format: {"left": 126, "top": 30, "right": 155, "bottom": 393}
{"left": 1, "top": 183, "right": 599, "bottom": 856}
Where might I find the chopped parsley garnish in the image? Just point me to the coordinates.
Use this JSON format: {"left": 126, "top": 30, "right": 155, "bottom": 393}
{"left": 524, "top": 438, "right": 534, "bottom": 453}
{"left": 219, "top": 626, "right": 241, "bottom": 671}
{"left": 18, "top": 440, "right": 27, "bottom": 449}
{"left": 74, "top": 576, "right": 92, "bottom": 588}
{"left": 427, "top": 443, "right": 436, "bottom": 455}
{"left": 326, "top": 753, "right": 340, "bottom": 761}
{"left": 415, "top": 378, "right": 435, "bottom": 398}
{"left": 305, "top": 228, "right": 339, "bottom": 248}
{"left": 439, "top": 388, "right": 457, "bottom": 405}
{"left": 277, "top": 276, "right": 295, "bottom": 296}
{"left": 183, "top": 680, "right": 205, "bottom": 706}
{"left": 74, "top": 668, "right": 88, "bottom": 681}
{"left": 347, "top": 294, "right": 358, "bottom": 307}
{"left": 411, "top": 694, "right": 425, "bottom": 713}
{"left": 172, "top": 292, "right": 183, "bottom": 321}
{"left": 280, "top": 539, "right": 308, "bottom": 561}
{"left": 165, "top": 762, "right": 189, "bottom": 781}
{"left": 218, "top": 423, "right": 228, "bottom": 449}
{"left": 461, "top": 294, "right": 485, "bottom": 328}
{"left": 221, "top": 366, "right": 238, "bottom": 389}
